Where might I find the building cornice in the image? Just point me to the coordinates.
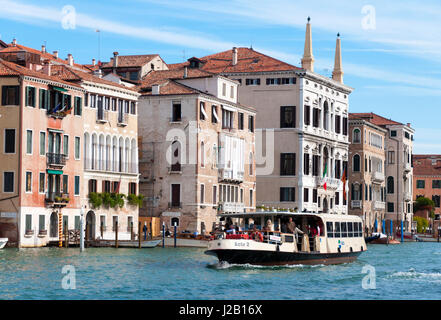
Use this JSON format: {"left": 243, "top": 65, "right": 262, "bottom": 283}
{"left": 296, "top": 69, "right": 353, "bottom": 94}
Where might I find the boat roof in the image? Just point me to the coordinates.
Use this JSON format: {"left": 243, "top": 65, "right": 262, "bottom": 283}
{"left": 219, "top": 211, "right": 362, "bottom": 222}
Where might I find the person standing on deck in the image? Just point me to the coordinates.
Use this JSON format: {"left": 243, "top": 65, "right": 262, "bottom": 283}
{"left": 143, "top": 223, "right": 148, "bottom": 240}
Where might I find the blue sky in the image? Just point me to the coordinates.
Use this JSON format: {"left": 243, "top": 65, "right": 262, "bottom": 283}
{"left": 0, "top": 0, "right": 440, "bottom": 154}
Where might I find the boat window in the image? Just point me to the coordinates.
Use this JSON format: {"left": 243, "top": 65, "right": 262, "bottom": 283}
{"left": 354, "top": 221, "right": 359, "bottom": 237}
{"left": 348, "top": 222, "right": 353, "bottom": 237}
{"left": 334, "top": 222, "right": 341, "bottom": 237}
{"left": 326, "top": 222, "right": 334, "bottom": 238}
{"left": 341, "top": 222, "right": 347, "bottom": 237}
{"left": 358, "top": 222, "right": 363, "bottom": 237}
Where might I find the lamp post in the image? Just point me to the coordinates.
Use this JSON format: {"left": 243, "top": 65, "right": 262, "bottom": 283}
{"left": 80, "top": 206, "right": 84, "bottom": 252}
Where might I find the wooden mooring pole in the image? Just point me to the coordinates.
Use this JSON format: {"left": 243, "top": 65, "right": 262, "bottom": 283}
{"left": 115, "top": 221, "right": 119, "bottom": 248}
{"left": 162, "top": 223, "right": 165, "bottom": 248}
{"left": 138, "top": 221, "right": 141, "bottom": 249}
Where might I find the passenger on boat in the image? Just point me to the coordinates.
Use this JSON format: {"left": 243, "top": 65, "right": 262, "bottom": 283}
{"left": 263, "top": 219, "right": 272, "bottom": 232}
{"left": 250, "top": 225, "right": 263, "bottom": 242}
{"left": 287, "top": 217, "right": 296, "bottom": 234}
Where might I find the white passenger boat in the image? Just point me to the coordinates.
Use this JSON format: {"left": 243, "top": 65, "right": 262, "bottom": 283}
{"left": 0, "top": 238, "right": 8, "bottom": 249}
{"left": 205, "top": 212, "right": 367, "bottom": 266}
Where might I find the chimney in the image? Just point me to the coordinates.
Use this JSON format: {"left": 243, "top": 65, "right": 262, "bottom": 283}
{"left": 407, "top": 123, "right": 411, "bottom": 127}
{"left": 42, "top": 62, "right": 51, "bottom": 76}
{"left": 113, "top": 51, "right": 119, "bottom": 69}
{"left": 92, "top": 58, "right": 96, "bottom": 66}
{"left": 183, "top": 66, "right": 188, "bottom": 78}
{"left": 41, "top": 45, "right": 46, "bottom": 54}
{"left": 12, "top": 38, "right": 16, "bottom": 46}
{"left": 152, "top": 84, "right": 160, "bottom": 95}
{"left": 93, "top": 69, "right": 103, "bottom": 78}
{"left": 332, "top": 33, "right": 344, "bottom": 83}
{"left": 53, "top": 51, "right": 58, "bottom": 58}
{"left": 301, "top": 17, "right": 314, "bottom": 72}
{"left": 232, "top": 47, "right": 238, "bottom": 66}
{"left": 67, "top": 53, "right": 73, "bottom": 66}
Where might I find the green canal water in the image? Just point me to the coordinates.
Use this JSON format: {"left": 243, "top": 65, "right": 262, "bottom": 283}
{"left": 0, "top": 242, "right": 440, "bottom": 299}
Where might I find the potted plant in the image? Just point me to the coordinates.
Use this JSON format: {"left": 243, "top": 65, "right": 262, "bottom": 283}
{"left": 127, "top": 194, "right": 144, "bottom": 208}
{"left": 55, "top": 196, "right": 62, "bottom": 203}
{"left": 88, "top": 192, "right": 103, "bottom": 209}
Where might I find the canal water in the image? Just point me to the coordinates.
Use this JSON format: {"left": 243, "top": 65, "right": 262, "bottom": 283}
{"left": 0, "top": 242, "right": 440, "bottom": 299}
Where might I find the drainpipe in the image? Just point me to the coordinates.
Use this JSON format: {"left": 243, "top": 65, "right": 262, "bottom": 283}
{"left": 17, "top": 76, "right": 24, "bottom": 247}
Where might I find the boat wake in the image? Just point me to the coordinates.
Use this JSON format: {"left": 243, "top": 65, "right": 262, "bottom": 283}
{"left": 388, "top": 268, "right": 441, "bottom": 282}
{"left": 206, "top": 261, "right": 326, "bottom": 270}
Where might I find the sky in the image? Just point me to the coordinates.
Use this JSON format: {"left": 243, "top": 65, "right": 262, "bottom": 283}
{"left": 0, "top": 0, "right": 440, "bottom": 154}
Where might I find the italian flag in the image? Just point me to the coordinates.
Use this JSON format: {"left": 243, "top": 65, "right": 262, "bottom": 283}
{"left": 322, "top": 163, "right": 327, "bottom": 191}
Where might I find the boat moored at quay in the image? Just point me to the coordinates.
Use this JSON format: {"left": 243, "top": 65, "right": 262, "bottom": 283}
{"left": 205, "top": 211, "right": 367, "bottom": 266}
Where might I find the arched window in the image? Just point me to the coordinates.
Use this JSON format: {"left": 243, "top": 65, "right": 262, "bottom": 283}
{"left": 353, "top": 154, "right": 360, "bottom": 172}
{"left": 351, "top": 183, "right": 361, "bottom": 200}
{"left": 387, "top": 176, "right": 394, "bottom": 194}
{"left": 131, "top": 139, "right": 137, "bottom": 173}
{"left": 84, "top": 132, "right": 90, "bottom": 169}
{"left": 171, "top": 140, "right": 181, "bottom": 172}
{"left": 353, "top": 128, "right": 361, "bottom": 143}
{"left": 171, "top": 217, "right": 179, "bottom": 227}
{"left": 323, "top": 101, "right": 329, "bottom": 130}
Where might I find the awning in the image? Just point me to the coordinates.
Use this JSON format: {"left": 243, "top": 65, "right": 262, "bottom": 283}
{"left": 47, "top": 169, "right": 63, "bottom": 175}
{"left": 51, "top": 86, "right": 68, "bottom": 93}
{"left": 200, "top": 103, "right": 208, "bottom": 119}
{"left": 213, "top": 108, "right": 220, "bottom": 122}
{"left": 222, "top": 104, "right": 236, "bottom": 112}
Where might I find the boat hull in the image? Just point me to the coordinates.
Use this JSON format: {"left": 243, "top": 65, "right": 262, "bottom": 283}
{"left": 205, "top": 249, "right": 362, "bottom": 266}
{"left": 0, "top": 238, "right": 8, "bottom": 249}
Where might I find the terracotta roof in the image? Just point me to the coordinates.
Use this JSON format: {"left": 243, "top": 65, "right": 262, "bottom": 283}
{"left": 168, "top": 47, "right": 300, "bottom": 74}
{"left": 51, "top": 64, "right": 138, "bottom": 92}
{"left": 0, "top": 58, "right": 82, "bottom": 88}
{"left": 141, "top": 80, "right": 199, "bottom": 96}
{"left": 101, "top": 54, "right": 159, "bottom": 68}
{"left": 0, "top": 40, "right": 7, "bottom": 48}
{"left": 138, "top": 67, "right": 214, "bottom": 91}
{"left": 349, "top": 112, "right": 403, "bottom": 126}
{"left": 0, "top": 43, "right": 91, "bottom": 71}
{"left": 413, "top": 155, "right": 441, "bottom": 176}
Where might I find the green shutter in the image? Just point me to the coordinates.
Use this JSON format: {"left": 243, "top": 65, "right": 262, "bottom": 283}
{"left": 79, "top": 97, "right": 82, "bottom": 115}
{"left": 39, "top": 89, "right": 44, "bottom": 109}
{"left": 46, "top": 90, "right": 50, "bottom": 110}
{"left": 25, "top": 86, "right": 29, "bottom": 106}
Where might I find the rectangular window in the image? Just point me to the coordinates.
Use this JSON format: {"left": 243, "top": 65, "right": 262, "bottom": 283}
{"left": 74, "top": 96, "right": 82, "bottom": 116}
{"left": 326, "top": 222, "right": 334, "bottom": 238}
{"left": 280, "top": 187, "right": 295, "bottom": 202}
{"left": 39, "top": 132, "right": 46, "bottom": 156}
{"left": 25, "top": 86, "right": 36, "bottom": 107}
{"left": 63, "top": 175, "right": 68, "bottom": 194}
{"left": 74, "top": 176, "right": 80, "bottom": 196}
{"left": 129, "top": 182, "right": 137, "bottom": 195}
{"left": 432, "top": 195, "right": 440, "bottom": 208}
{"left": 63, "top": 216, "right": 68, "bottom": 232}
{"left": 26, "top": 130, "right": 32, "bottom": 154}
{"left": 171, "top": 184, "right": 181, "bottom": 207}
{"left": 304, "top": 153, "right": 310, "bottom": 175}
{"left": 172, "top": 101, "right": 181, "bottom": 122}
{"left": 335, "top": 115, "right": 341, "bottom": 134}
{"left": 89, "top": 179, "right": 97, "bottom": 193}
{"left": 63, "top": 135, "right": 69, "bottom": 157}
{"left": 248, "top": 115, "right": 254, "bottom": 132}
{"left": 213, "top": 185, "right": 217, "bottom": 204}
{"left": 313, "top": 189, "right": 318, "bottom": 203}
{"left": 222, "top": 109, "right": 234, "bottom": 129}
{"left": 74, "top": 137, "right": 80, "bottom": 160}
{"left": 249, "top": 189, "right": 253, "bottom": 207}
{"left": 238, "top": 112, "right": 244, "bottom": 130}
{"left": 388, "top": 151, "right": 395, "bottom": 164}
{"left": 25, "top": 214, "right": 32, "bottom": 231}
{"left": 39, "top": 89, "right": 48, "bottom": 109}
{"left": 103, "top": 180, "right": 111, "bottom": 193}
{"left": 245, "top": 78, "right": 260, "bottom": 86}
{"left": 3, "top": 172, "right": 14, "bottom": 192}
{"left": 39, "top": 172, "right": 45, "bottom": 193}
{"left": 211, "top": 105, "right": 218, "bottom": 124}
{"left": 200, "top": 184, "right": 205, "bottom": 203}
{"left": 280, "top": 106, "right": 295, "bottom": 128}
{"left": 313, "top": 108, "right": 320, "bottom": 128}
{"left": 39, "top": 215, "right": 45, "bottom": 231}
{"left": 334, "top": 222, "right": 341, "bottom": 237}
{"left": 304, "top": 105, "right": 311, "bottom": 125}
{"left": 75, "top": 216, "right": 80, "bottom": 231}
{"left": 387, "top": 202, "right": 394, "bottom": 213}
{"left": 199, "top": 102, "right": 206, "bottom": 121}
{"left": 335, "top": 192, "right": 340, "bottom": 205}
{"left": 304, "top": 188, "right": 309, "bottom": 202}
{"left": 433, "top": 180, "right": 441, "bottom": 189}
{"left": 341, "top": 222, "right": 347, "bottom": 238}
{"left": 280, "top": 153, "right": 296, "bottom": 176}
{"left": 390, "top": 130, "right": 397, "bottom": 137}
{"left": 416, "top": 180, "right": 425, "bottom": 189}
{"left": 2, "top": 85, "right": 20, "bottom": 105}
{"left": 130, "top": 102, "right": 136, "bottom": 115}
{"left": 25, "top": 171, "right": 32, "bottom": 192}
{"left": 342, "top": 117, "right": 348, "bottom": 136}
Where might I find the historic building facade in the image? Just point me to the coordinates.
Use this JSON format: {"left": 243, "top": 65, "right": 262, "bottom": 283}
{"left": 348, "top": 114, "right": 387, "bottom": 234}
{"left": 167, "top": 20, "right": 352, "bottom": 215}
{"left": 350, "top": 113, "right": 414, "bottom": 232}
{"left": 137, "top": 68, "right": 256, "bottom": 233}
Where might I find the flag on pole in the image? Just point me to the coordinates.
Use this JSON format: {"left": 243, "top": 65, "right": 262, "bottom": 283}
{"left": 341, "top": 167, "right": 347, "bottom": 201}
{"left": 322, "top": 163, "right": 327, "bottom": 191}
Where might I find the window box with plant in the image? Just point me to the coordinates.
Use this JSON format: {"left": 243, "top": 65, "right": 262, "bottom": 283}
{"left": 127, "top": 194, "right": 144, "bottom": 208}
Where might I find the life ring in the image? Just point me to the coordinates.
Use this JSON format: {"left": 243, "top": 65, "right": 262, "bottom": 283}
{"left": 252, "top": 231, "right": 263, "bottom": 242}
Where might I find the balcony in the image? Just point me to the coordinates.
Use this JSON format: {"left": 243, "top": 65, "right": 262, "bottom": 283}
{"left": 351, "top": 200, "right": 362, "bottom": 209}
{"left": 168, "top": 202, "right": 182, "bottom": 209}
{"left": 219, "top": 202, "right": 245, "bottom": 213}
{"left": 218, "top": 168, "right": 244, "bottom": 182}
{"left": 315, "top": 177, "right": 341, "bottom": 190}
{"left": 404, "top": 192, "right": 412, "bottom": 202}
{"left": 404, "top": 162, "right": 412, "bottom": 173}
{"left": 373, "top": 201, "right": 386, "bottom": 210}
{"left": 47, "top": 153, "right": 66, "bottom": 167}
{"left": 117, "top": 113, "right": 128, "bottom": 126}
{"left": 96, "top": 108, "right": 109, "bottom": 123}
{"left": 168, "top": 163, "right": 182, "bottom": 173}
{"left": 45, "top": 192, "right": 70, "bottom": 207}
{"left": 372, "top": 171, "right": 385, "bottom": 184}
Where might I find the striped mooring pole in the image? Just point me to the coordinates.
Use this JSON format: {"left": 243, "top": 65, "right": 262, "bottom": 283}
{"left": 58, "top": 210, "right": 63, "bottom": 247}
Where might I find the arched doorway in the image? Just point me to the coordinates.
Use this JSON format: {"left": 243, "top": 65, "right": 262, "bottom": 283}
{"left": 50, "top": 211, "right": 58, "bottom": 238}
{"left": 323, "top": 198, "right": 329, "bottom": 213}
{"left": 86, "top": 211, "right": 96, "bottom": 240}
